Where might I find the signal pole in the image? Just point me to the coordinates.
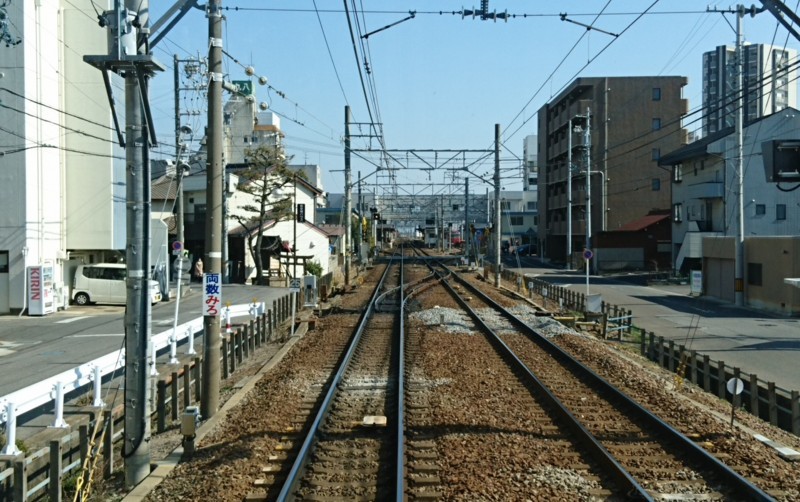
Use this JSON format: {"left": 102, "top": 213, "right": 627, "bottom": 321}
{"left": 202, "top": 0, "right": 223, "bottom": 419}
{"left": 493, "top": 123, "right": 501, "bottom": 287}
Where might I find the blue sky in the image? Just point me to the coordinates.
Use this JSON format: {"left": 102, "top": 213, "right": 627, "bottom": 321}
{"left": 147, "top": 1, "right": 800, "bottom": 194}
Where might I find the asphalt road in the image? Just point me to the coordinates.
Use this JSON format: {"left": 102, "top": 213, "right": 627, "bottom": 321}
{"left": 0, "top": 284, "right": 292, "bottom": 397}
{"left": 502, "top": 254, "right": 800, "bottom": 393}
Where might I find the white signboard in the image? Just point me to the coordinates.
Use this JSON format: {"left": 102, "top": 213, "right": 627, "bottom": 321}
{"left": 690, "top": 270, "right": 703, "bottom": 296}
{"left": 203, "top": 273, "right": 222, "bottom": 317}
{"left": 289, "top": 278, "right": 301, "bottom": 293}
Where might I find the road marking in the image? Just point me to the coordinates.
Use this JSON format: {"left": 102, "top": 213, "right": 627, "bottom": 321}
{"left": 67, "top": 333, "right": 124, "bottom": 338}
{"left": 154, "top": 319, "right": 173, "bottom": 325}
{"left": 55, "top": 316, "right": 92, "bottom": 324}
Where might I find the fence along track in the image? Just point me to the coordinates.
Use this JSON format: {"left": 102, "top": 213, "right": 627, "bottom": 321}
{"left": 435, "top": 263, "right": 774, "bottom": 501}
{"left": 276, "top": 255, "right": 404, "bottom": 501}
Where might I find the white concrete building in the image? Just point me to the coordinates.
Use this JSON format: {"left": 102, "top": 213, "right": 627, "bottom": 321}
{"left": 660, "top": 108, "right": 800, "bottom": 273}
{"left": 0, "top": 1, "right": 123, "bottom": 314}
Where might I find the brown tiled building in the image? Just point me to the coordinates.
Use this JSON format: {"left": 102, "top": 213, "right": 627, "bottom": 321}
{"left": 537, "top": 76, "right": 688, "bottom": 265}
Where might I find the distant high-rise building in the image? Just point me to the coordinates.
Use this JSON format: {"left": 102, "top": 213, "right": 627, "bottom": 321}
{"left": 523, "top": 135, "right": 538, "bottom": 192}
{"left": 702, "top": 44, "right": 797, "bottom": 136}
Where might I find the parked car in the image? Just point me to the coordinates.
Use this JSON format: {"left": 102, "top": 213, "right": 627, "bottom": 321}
{"left": 72, "top": 264, "right": 162, "bottom": 306}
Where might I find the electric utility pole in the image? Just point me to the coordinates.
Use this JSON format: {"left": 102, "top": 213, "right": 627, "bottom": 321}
{"left": 734, "top": 6, "right": 746, "bottom": 306}
{"left": 202, "top": 0, "right": 223, "bottom": 419}
{"left": 494, "top": 123, "right": 501, "bottom": 287}
{"left": 344, "top": 106, "right": 352, "bottom": 285}
{"left": 465, "top": 176, "right": 470, "bottom": 262}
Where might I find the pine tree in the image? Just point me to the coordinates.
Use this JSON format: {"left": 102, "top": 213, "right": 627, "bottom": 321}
{"left": 233, "top": 144, "right": 305, "bottom": 284}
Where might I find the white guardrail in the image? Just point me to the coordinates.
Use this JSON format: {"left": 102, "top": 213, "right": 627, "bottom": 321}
{"left": 0, "top": 303, "right": 263, "bottom": 427}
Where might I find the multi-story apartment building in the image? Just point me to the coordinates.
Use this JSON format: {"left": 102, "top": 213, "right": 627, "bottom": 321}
{"left": 702, "top": 44, "right": 797, "bottom": 136}
{"left": 537, "top": 76, "right": 688, "bottom": 264}
{"left": 522, "top": 135, "right": 538, "bottom": 191}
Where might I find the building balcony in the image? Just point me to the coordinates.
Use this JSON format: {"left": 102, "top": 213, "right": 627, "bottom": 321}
{"left": 681, "top": 182, "right": 724, "bottom": 200}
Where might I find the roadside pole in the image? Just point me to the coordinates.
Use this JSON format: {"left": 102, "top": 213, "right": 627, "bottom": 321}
{"left": 202, "top": 0, "right": 223, "bottom": 419}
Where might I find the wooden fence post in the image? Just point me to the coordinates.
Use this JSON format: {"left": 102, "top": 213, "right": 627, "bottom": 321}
{"left": 230, "top": 330, "right": 238, "bottom": 373}
{"left": 242, "top": 324, "right": 249, "bottom": 359}
{"left": 791, "top": 390, "right": 800, "bottom": 436}
{"left": 49, "top": 439, "right": 62, "bottom": 502}
{"left": 249, "top": 319, "right": 256, "bottom": 353}
{"left": 157, "top": 379, "right": 166, "bottom": 433}
{"left": 236, "top": 328, "right": 244, "bottom": 363}
{"left": 103, "top": 410, "right": 113, "bottom": 478}
{"left": 657, "top": 336, "right": 665, "bottom": 368}
{"left": 171, "top": 371, "right": 179, "bottom": 422}
{"left": 648, "top": 331, "right": 655, "bottom": 360}
{"left": 668, "top": 340, "right": 675, "bottom": 372}
{"left": 690, "top": 350, "right": 698, "bottom": 385}
{"left": 13, "top": 455, "right": 27, "bottom": 502}
{"left": 769, "top": 382, "right": 778, "bottom": 426}
{"left": 717, "top": 361, "right": 726, "bottom": 399}
{"left": 750, "top": 374, "right": 760, "bottom": 418}
{"left": 194, "top": 357, "right": 202, "bottom": 403}
{"left": 222, "top": 337, "right": 229, "bottom": 379}
{"left": 183, "top": 364, "right": 191, "bottom": 408}
{"left": 79, "top": 424, "right": 89, "bottom": 468}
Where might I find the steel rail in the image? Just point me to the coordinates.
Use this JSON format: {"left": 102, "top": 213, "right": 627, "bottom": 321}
{"left": 395, "top": 249, "right": 406, "bottom": 501}
{"left": 439, "top": 263, "right": 775, "bottom": 502}
{"left": 426, "top": 264, "right": 650, "bottom": 500}
{"left": 276, "top": 256, "right": 403, "bottom": 501}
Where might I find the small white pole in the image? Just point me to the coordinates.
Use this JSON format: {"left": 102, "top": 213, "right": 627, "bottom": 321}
{"left": 92, "top": 366, "right": 105, "bottom": 408}
{"left": 291, "top": 293, "right": 297, "bottom": 338}
{"left": 585, "top": 258, "right": 590, "bottom": 296}
{"left": 51, "top": 382, "right": 68, "bottom": 428}
{"left": 226, "top": 306, "right": 232, "bottom": 334}
{"left": 185, "top": 326, "right": 197, "bottom": 355}
{"left": 169, "top": 328, "right": 179, "bottom": 365}
{"left": 150, "top": 341, "right": 158, "bottom": 376}
{"left": 1, "top": 402, "right": 22, "bottom": 455}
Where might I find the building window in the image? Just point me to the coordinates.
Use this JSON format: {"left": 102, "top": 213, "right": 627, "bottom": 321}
{"left": 510, "top": 216, "right": 523, "bottom": 226}
{"left": 747, "top": 262, "right": 763, "bottom": 286}
{"left": 673, "top": 165, "right": 683, "bottom": 183}
{"left": 652, "top": 87, "right": 661, "bottom": 101}
{"left": 755, "top": 204, "right": 765, "bottom": 216}
{"left": 673, "top": 203, "right": 682, "bottom": 222}
{"left": 527, "top": 201, "right": 536, "bottom": 210}
{"left": 452, "top": 204, "right": 460, "bottom": 211}
{"left": 652, "top": 118, "right": 662, "bottom": 131}
{"left": 0, "top": 251, "right": 8, "bottom": 273}
{"left": 652, "top": 148, "right": 660, "bottom": 161}
{"left": 652, "top": 179, "right": 661, "bottom": 191}
{"left": 776, "top": 204, "right": 786, "bottom": 220}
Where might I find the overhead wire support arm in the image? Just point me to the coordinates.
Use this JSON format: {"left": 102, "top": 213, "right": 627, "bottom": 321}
{"left": 361, "top": 11, "right": 416, "bottom": 39}
{"left": 758, "top": 0, "right": 800, "bottom": 43}
{"left": 559, "top": 13, "right": 618, "bottom": 37}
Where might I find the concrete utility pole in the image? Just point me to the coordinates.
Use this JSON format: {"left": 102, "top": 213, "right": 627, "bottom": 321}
{"left": 122, "top": 2, "right": 153, "bottom": 484}
{"left": 734, "top": 6, "right": 745, "bottom": 306}
{"left": 567, "top": 118, "right": 573, "bottom": 269}
{"left": 465, "top": 176, "right": 469, "bottom": 262}
{"left": 344, "top": 106, "right": 352, "bottom": 285}
{"left": 494, "top": 123, "right": 501, "bottom": 287}
{"left": 584, "top": 108, "right": 592, "bottom": 256}
{"left": 357, "top": 171, "right": 362, "bottom": 260}
{"left": 202, "top": 0, "right": 223, "bottom": 419}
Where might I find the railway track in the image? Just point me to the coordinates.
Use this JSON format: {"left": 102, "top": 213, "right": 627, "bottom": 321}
{"left": 274, "top": 254, "right": 406, "bottom": 500}
{"left": 430, "top": 261, "right": 774, "bottom": 501}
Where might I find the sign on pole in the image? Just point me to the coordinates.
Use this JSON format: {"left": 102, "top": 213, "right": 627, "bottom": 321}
{"left": 289, "top": 278, "right": 301, "bottom": 293}
{"left": 203, "top": 273, "right": 222, "bottom": 317}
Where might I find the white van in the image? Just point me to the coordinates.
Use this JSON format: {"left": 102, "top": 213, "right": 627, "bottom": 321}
{"left": 72, "top": 264, "right": 162, "bottom": 306}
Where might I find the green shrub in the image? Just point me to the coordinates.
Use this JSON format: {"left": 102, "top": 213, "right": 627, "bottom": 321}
{"left": 305, "top": 260, "right": 323, "bottom": 277}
